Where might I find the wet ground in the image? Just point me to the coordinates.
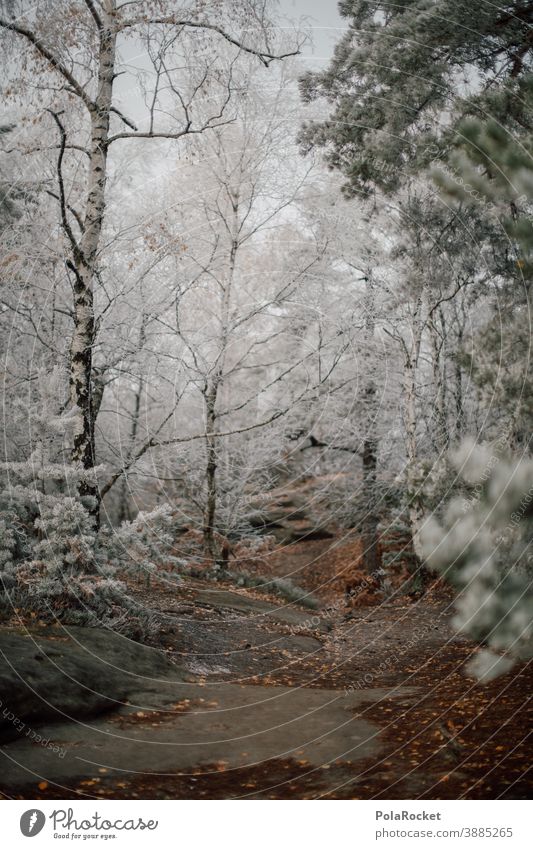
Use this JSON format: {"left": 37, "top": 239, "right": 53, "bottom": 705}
{"left": 0, "top": 539, "right": 531, "bottom": 799}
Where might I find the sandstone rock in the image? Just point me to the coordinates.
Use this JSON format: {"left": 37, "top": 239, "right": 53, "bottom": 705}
{"left": 0, "top": 625, "right": 183, "bottom": 741}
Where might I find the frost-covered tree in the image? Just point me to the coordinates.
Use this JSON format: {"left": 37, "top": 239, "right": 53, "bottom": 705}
{"left": 299, "top": 0, "right": 532, "bottom": 196}
{"left": 296, "top": 1, "right": 531, "bottom": 579}
{"left": 434, "top": 77, "right": 533, "bottom": 449}
{"left": 0, "top": 370, "right": 120, "bottom": 627}
{"left": 133, "top": 66, "right": 338, "bottom": 560}
{"left": 285, "top": 184, "right": 396, "bottom": 575}
{"left": 422, "top": 92, "right": 533, "bottom": 677}
{"left": 0, "top": 0, "right": 298, "bottom": 522}
{"left": 421, "top": 442, "right": 533, "bottom": 680}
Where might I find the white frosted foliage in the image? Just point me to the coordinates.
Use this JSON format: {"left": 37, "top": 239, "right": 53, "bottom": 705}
{"left": 421, "top": 443, "right": 533, "bottom": 678}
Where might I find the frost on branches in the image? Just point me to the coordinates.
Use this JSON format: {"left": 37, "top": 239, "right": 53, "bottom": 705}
{"left": 104, "top": 504, "right": 186, "bottom": 589}
{"left": 421, "top": 441, "right": 533, "bottom": 681}
{"left": 0, "top": 372, "right": 167, "bottom": 637}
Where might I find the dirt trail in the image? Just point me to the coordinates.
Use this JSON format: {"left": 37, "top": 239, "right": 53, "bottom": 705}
{"left": 0, "top": 537, "right": 531, "bottom": 800}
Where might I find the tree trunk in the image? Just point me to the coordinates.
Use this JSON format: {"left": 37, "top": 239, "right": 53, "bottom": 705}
{"left": 429, "top": 313, "right": 448, "bottom": 451}
{"left": 403, "top": 353, "right": 429, "bottom": 589}
{"left": 360, "top": 275, "right": 382, "bottom": 577}
{"left": 202, "top": 219, "right": 239, "bottom": 561}
{"left": 70, "top": 13, "right": 116, "bottom": 523}
{"left": 203, "top": 389, "right": 218, "bottom": 560}
{"left": 361, "top": 421, "right": 380, "bottom": 577}
{"left": 404, "top": 357, "right": 420, "bottom": 546}
{"left": 453, "top": 346, "right": 464, "bottom": 443}
{"left": 116, "top": 376, "right": 144, "bottom": 525}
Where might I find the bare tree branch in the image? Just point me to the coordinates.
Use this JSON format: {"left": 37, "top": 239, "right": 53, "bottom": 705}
{"left": 47, "top": 110, "right": 83, "bottom": 261}
{"left": 117, "top": 16, "right": 301, "bottom": 67}
{"left": 82, "top": 0, "right": 103, "bottom": 31}
{"left": 0, "top": 17, "right": 96, "bottom": 112}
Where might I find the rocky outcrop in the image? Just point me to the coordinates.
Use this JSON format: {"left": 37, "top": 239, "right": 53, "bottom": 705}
{"left": 0, "top": 625, "right": 184, "bottom": 741}
{"left": 248, "top": 491, "right": 334, "bottom": 544}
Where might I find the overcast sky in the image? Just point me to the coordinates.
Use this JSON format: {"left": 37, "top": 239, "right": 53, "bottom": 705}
{"left": 280, "top": 0, "right": 344, "bottom": 65}
{"left": 113, "top": 1, "right": 345, "bottom": 127}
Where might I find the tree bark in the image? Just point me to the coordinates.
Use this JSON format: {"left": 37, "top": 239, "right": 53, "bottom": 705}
{"left": 403, "top": 351, "right": 429, "bottom": 588}
{"left": 116, "top": 375, "right": 144, "bottom": 525}
{"left": 360, "top": 275, "right": 382, "bottom": 577}
{"left": 361, "top": 417, "right": 380, "bottom": 576}
{"left": 203, "top": 388, "right": 219, "bottom": 560}
{"left": 201, "top": 206, "right": 239, "bottom": 560}
{"left": 404, "top": 356, "right": 421, "bottom": 548}
{"left": 429, "top": 312, "right": 448, "bottom": 452}
{"left": 70, "top": 11, "right": 116, "bottom": 521}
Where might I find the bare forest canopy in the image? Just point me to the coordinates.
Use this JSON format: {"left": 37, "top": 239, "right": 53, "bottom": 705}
{"left": 0, "top": 0, "right": 532, "bottom": 684}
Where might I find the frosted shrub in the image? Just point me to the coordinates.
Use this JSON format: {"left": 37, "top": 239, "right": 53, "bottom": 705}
{"left": 33, "top": 497, "right": 97, "bottom": 571}
{"left": 0, "top": 488, "right": 139, "bottom": 632}
{"left": 0, "top": 510, "right": 30, "bottom": 574}
{"left": 105, "top": 504, "right": 185, "bottom": 586}
{"left": 0, "top": 382, "right": 158, "bottom": 635}
{"left": 421, "top": 440, "right": 533, "bottom": 680}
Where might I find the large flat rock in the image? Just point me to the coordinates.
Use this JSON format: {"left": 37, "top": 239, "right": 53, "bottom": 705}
{"left": 0, "top": 680, "right": 415, "bottom": 792}
{"left": 0, "top": 626, "right": 185, "bottom": 741}
{"left": 194, "top": 588, "right": 328, "bottom": 632}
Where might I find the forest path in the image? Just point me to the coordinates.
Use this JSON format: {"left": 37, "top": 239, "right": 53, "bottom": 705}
{"left": 0, "top": 538, "right": 531, "bottom": 799}
{"left": 0, "top": 678, "right": 408, "bottom": 799}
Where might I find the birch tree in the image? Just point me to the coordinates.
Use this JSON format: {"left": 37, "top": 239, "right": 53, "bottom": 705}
{"left": 139, "top": 62, "right": 333, "bottom": 560}
{"left": 0, "top": 0, "right": 298, "bottom": 522}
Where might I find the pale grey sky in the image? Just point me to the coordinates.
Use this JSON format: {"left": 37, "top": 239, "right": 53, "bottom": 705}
{"left": 280, "top": 0, "right": 344, "bottom": 65}
{"left": 114, "top": 1, "right": 345, "bottom": 126}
